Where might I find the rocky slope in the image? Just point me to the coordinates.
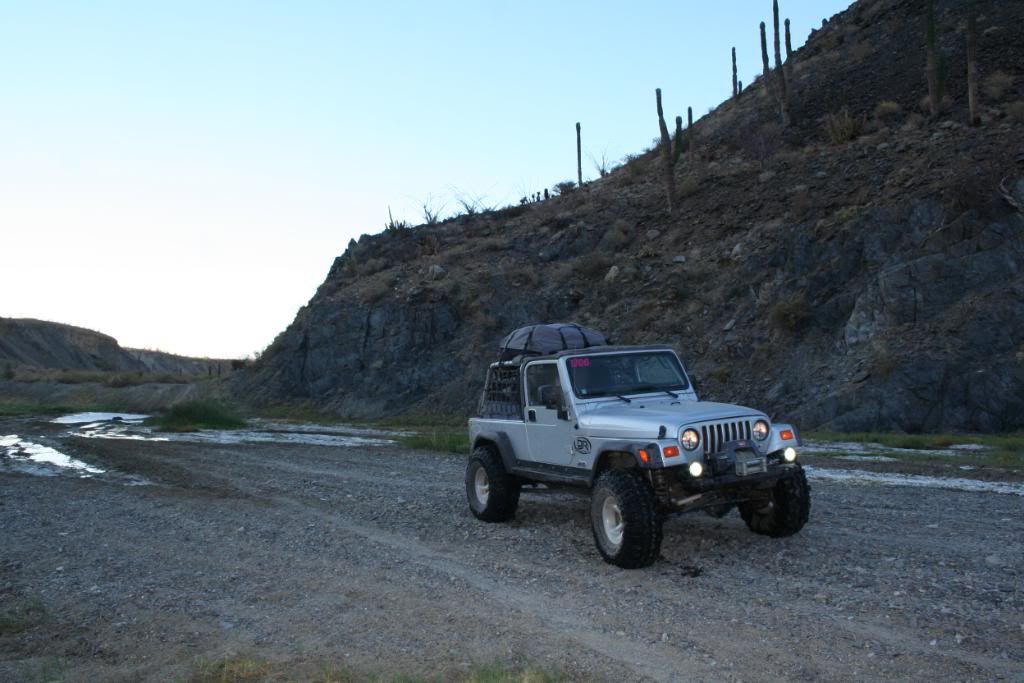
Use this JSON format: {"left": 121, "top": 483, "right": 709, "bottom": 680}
{"left": 239, "top": 0, "right": 1024, "bottom": 432}
{"left": 0, "top": 318, "right": 233, "bottom": 377}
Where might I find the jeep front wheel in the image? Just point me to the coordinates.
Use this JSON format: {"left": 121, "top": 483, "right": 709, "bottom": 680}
{"left": 739, "top": 465, "right": 811, "bottom": 537}
{"left": 465, "top": 445, "right": 520, "bottom": 523}
{"left": 590, "top": 469, "right": 662, "bottom": 568}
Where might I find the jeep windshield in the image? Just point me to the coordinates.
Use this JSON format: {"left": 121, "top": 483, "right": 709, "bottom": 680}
{"left": 567, "top": 351, "right": 690, "bottom": 398}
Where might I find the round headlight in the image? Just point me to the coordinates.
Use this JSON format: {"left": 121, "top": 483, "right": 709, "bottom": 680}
{"left": 688, "top": 461, "right": 704, "bottom": 477}
{"left": 681, "top": 428, "right": 700, "bottom": 451}
{"left": 784, "top": 447, "right": 797, "bottom": 462}
{"left": 753, "top": 420, "right": 769, "bottom": 441}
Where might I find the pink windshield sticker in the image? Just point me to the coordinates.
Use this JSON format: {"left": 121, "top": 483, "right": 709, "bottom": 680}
{"left": 570, "top": 358, "right": 591, "bottom": 368}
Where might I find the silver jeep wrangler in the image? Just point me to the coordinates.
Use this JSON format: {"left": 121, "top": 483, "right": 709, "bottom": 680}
{"left": 466, "top": 344, "right": 809, "bottom": 568}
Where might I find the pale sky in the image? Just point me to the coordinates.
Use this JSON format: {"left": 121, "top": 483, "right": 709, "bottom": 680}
{"left": 0, "top": 0, "right": 852, "bottom": 358}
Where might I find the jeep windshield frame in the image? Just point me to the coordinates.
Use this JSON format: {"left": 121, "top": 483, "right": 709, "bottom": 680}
{"left": 566, "top": 350, "right": 690, "bottom": 399}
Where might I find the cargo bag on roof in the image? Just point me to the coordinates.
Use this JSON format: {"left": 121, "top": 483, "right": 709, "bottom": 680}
{"left": 498, "top": 323, "right": 608, "bottom": 361}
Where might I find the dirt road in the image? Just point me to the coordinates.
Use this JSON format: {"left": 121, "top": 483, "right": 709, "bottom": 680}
{"left": 1, "top": 417, "right": 1022, "bottom": 682}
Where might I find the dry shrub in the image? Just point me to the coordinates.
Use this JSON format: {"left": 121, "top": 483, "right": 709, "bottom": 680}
{"left": 572, "top": 254, "right": 613, "bottom": 281}
{"left": 983, "top": 71, "right": 1015, "bottom": 101}
{"left": 362, "top": 279, "right": 391, "bottom": 303}
{"left": 677, "top": 174, "right": 702, "bottom": 199}
{"left": 355, "top": 257, "right": 387, "bottom": 277}
{"left": 736, "top": 122, "right": 784, "bottom": 168}
{"left": 919, "top": 94, "right": 952, "bottom": 114}
{"left": 947, "top": 148, "right": 1018, "bottom": 218}
{"left": 598, "top": 223, "right": 630, "bottom": 251}
{"left": 873, "top": 100, "right": 903, "bottom": 124}
{"left": 824, "top": 108, "right": 865, "bottom": 144}
{"left": 769, "top": 294, "right": 812, "bottom": 333}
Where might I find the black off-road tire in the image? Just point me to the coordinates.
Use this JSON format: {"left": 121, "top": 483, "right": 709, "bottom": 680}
{"left": 739, "top": 465, "right": 811, "bottom": 537}
{"left": 590, "top": 469, "right": 663, "bottom": 569}
{"left": 465, "top": 445, "right": 520, "bottom": 523}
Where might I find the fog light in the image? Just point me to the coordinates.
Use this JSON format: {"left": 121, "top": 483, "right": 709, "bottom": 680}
{"left": 688, "top": 461, "right": 704, "bottom": 477}
{"left": 784, "top": 447, "right": 797, "bottom": 462}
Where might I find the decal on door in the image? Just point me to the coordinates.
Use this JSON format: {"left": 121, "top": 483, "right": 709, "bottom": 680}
{"left": 573, "top": 437, "right": 592, "bottom": 455}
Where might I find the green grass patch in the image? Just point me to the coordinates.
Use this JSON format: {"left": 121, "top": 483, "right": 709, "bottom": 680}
{"left": 805, "top": 431, "right": 1024, "bottom": 468}
{"left": 10, "top": 367, "right": 194, "bottom": 386}
{"left": 0, "top": 598, "right": 48, "bottom": 635}
{"left": 188, "top": 656, "right": 272, "bottom": 683}
{"left": 0, "top": 399, "right": 133, "bottom": 417}
{"left": 147, "top": 400, "right": 247, "bottom": 432}
{"left": 398, "top": 428, "right": 470, "bottom": 454}
{"left": 188, "top": 657, "right": 562, "bottom": 683}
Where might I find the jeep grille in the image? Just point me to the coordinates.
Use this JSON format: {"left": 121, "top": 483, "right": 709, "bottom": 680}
{"left": 700, "top": 420, "right": 753, "bottom": 455}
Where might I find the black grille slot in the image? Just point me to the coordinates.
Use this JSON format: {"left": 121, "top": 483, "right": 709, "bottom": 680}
{"left": 700, "top": 420, "right": 753, "bottom": 455}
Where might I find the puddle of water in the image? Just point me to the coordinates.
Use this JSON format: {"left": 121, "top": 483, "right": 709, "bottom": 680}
{"left": 247, "top": 419, "right": 412, "bottom": 438}
{"left": 833, "top": 455, "right": 899, "bottom": 463}
{"left": 802, "top": 440, "right": 990, "bottom": 459}
{"left": 159, "top": 429, "right": 394, "bottom": 448}
{"left": 1, "top": 434, "right": 105, "bottom": 477}
{"left": 805, "top": 466, "right": 1024, "bottom": 496}
{"left": 66, "top": 416, "right": 395, "bottom": 448}
{"left": 51, "top": 412, "right": 149, "bottom": 425}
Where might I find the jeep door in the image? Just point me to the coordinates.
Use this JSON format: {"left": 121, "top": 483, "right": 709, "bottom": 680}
{"left": 523, "top": 361, "right": 574, "bottom": 466}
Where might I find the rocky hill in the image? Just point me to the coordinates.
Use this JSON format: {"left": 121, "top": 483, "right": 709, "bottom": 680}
{"left": 238, "top": 0, "right": 1024, "bottom": 433}
{"left": 0, "top": 317, "right": 233, "bottom": 377}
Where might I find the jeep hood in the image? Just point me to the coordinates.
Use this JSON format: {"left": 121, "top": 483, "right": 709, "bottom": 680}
{"left": 577, "top": 400, "right": 767, "bottom": 439}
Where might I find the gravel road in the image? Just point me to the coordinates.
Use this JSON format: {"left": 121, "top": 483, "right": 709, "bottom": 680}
{"left": 1, "top": 417, "right": 1022, "bottom": 682}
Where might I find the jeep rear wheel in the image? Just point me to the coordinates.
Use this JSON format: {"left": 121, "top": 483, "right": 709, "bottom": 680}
{"left": 465, "top": 445, "right": 520, "bottom": 523}
{"left": 590, "top": 469, "right": 662, "bottom": 569}
{"left": 739, "top": 465, "right": 810, "bottom": 537}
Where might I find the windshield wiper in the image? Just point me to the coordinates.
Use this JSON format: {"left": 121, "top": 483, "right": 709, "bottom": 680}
{"left": 615, "top": 395, "right": 632, "bottom": 404}
{"left": 625, "top": 385, "right": 678, "bottom": 399}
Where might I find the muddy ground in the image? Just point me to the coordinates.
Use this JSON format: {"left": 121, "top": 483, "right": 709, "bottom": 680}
{"left": 1, "top": 416, "right": 1022, "bottom": 682}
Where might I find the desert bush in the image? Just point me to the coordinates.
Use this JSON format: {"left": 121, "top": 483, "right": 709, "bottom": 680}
{"left": 735, "top": 122, "right": 784, "bottom": 168}
{"left": 384, "top": 206, "right": 410, "bottom": 232}
{"left": 947, "top": 149, "right": 1017, "bottom": 217}
{"left": 824, "top": 108, "right": 865, "bottom": 144}
{"left": 677, "top": 174, "right": 702, "bottom": 199}
{"left": 572, "top": 255, "right": 614, "bottom": 281}
{"left": 552, "top": 181, "right": 577, "bottom": 196}
{"left": 148, "top": 401, "right": 246, "bottom": 432}
{"left": 355, "top": 257, "right": 387, "bottom": 277}
{"left": 598, "top": 224, "right": 630, "bottom": 252}
{"left": 362, "top": 278, "right": 391, "bottom": 303}
{"left": 983, "top": 71, "right": 1015, "bottom": 101}
{"left": 873, "top": 100, "right": 903, "bottom": 124}
{"left": 769, "top": 294, "right": 812, "bottom": 333}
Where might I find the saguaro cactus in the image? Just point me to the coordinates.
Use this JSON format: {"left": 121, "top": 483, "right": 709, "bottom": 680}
{"left": 773, "top": 0, "right": 790, "bottom": 124}
{"left": 967, "top": 13, "right": 979, "bottom": 126}
{"left": 576, "top": 122, "right": 583, "bottom": 186}
{"left": 784, "top": 18, "right": 794, "bottom": 82}
{"left": 732, "top": 47, "right": 739, "bottom": 98}
{"left": 926, "top": 0, "right": 943, "bottom": 117}
{"left": 760, "top": 22, "right": 772, "bottom": 97}
{"left": 655, "top": 88, "right": 675, "bottom": 213}
{"left": 687, "top": 107, "right": 695, "bottom": 158}
{"left": 673, "top": 115, "right": 684, "bottom": 163}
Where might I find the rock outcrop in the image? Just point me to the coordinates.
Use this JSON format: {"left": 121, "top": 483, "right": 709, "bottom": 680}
{"left": 238, "top": 0, "right": 1024, "bottom": 432}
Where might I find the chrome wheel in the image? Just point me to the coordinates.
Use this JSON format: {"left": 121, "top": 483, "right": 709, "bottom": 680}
{"left": 601, "top": 495, "right": 624, "bottom": 548}
{"left": 473, "top": 466, "right": 490, "bottom": 506}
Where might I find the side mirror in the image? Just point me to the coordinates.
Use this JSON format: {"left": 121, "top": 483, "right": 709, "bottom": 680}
{"left": 539, "top": 385, "right": 564, "bottom": 411}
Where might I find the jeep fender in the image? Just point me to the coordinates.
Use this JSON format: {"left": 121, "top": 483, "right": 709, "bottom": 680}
{"left": 472, "top": 431, "right": 518, "bottom": 472}
{"left": 766, "top": 423, "right": 801, "bottom": 455}
{"left": 591, "top": 440, "right": 652, "bottom": 483}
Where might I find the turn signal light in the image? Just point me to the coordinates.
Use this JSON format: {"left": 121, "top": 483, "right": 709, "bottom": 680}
{"left": 663, "top": 446, "right": 680, "bottom": 458}
{"left": 638, "top": 449, "right": 650, "bottom": 463}
{"left": 780, "top": 430, "right": 795, "bottom": 441}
